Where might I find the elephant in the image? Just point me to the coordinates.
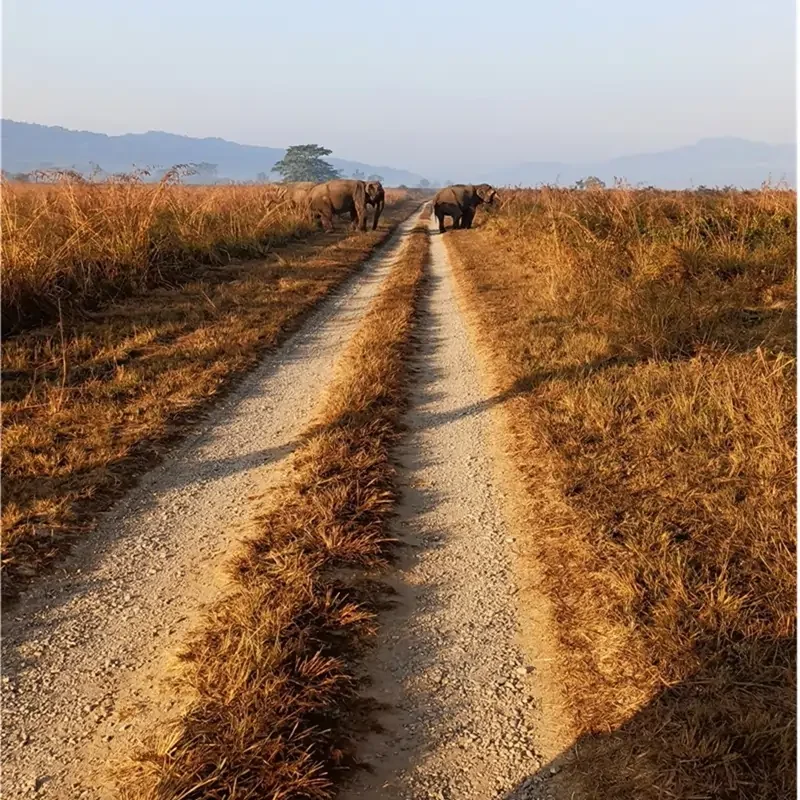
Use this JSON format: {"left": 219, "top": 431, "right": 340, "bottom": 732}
{"left": 308, "top": 179, "right": 369, "bottom": 232}
{"left": 433, "top": 183, "right": 497, "bottom": 233}
{"left": 286, "top": 181, "right": 317, "bottom": 208}
{"left": 365, "top": 181, "right": 385, "bottom": 230}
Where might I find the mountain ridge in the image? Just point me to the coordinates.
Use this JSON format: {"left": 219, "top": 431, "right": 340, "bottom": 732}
{"left": 2, "top": 119, "right": 795, "bottom": 188}
{"left": 0, "top": 120, "right": 428, "bottom": 186}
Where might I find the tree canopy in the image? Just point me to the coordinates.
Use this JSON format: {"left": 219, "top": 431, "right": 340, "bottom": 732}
{"left": 272, "top": 144, "right": 340, "bottom": 182}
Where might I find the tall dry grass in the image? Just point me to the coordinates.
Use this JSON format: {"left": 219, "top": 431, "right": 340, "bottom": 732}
{"left": 1, "top": 177, "right": 411, "bottom": 333}
{"left": 446, "top": 187, "right": 796, "bottom": 798}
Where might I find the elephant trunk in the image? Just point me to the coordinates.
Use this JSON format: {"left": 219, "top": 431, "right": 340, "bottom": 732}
{"left": 372, "top": 199, "right": 384, "bottom": 231}
{"left": 353, "top": 181, "right": 367, "bottom": 232}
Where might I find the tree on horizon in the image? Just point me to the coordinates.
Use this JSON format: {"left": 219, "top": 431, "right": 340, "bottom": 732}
{"left": 273, "top": 144, "right": 339, "bottom": 182}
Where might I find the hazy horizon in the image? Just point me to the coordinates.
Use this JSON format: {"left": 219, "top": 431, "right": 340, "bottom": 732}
{"left": 3, "top": 0, "right": 796, "bottom": 175}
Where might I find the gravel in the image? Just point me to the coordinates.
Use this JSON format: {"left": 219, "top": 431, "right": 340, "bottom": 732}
{"left": 340, "top": 219, "right": 556, "bottom": 800}
{"left": 1, "top": 209, "right": 424, "bottom": 799}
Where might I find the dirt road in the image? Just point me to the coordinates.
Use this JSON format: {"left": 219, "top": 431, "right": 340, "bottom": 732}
{"left": 4, "top": 208, "right": 563, "bottom": 799}
{"left": 1, "top": 209, "right": 425, "bottom": 799}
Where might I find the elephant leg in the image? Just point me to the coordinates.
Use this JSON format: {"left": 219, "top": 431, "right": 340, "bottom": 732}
{"left": 436, "top": 209, "right": 446, "bottom": 233}
{"left": 319, "top": 205, "right": 334, "bottom": 232}
{"left": 372, "top": 200, "right": 384, "bottom": 231}
{"left": 349, "top": 209, "right": 359, "bottom": 230}
{"left": 462, "top": 209, "right": 475, "bottom": 229}
{"left": 451, "top": 213, "right": 461, "bottom": 231}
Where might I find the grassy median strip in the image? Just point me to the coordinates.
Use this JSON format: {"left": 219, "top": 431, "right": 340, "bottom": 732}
{"left": 445, "top": 188, "right": 795, "bottom": 799}
{"left": 2, "top": 200, "right": 417, "bottom": 602}
{"left": 121, "top": 206, "right": 430, "bottom": 799}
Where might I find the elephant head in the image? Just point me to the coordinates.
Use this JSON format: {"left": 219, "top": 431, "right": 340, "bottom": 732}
{"left": 365, "top": 181, "right": 384, "bottom": 204}
{"left": 474, "top": 183, "right": 497, "bottom": 205}
{"left": 365, "top": 180, "right": 385, "bottom": 230}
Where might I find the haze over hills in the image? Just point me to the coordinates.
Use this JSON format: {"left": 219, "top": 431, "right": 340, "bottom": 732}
{"left": 481, "top": 138, "right": 796, "bottom": 189}
{"left": 2, "top": 120, "right": 795, "bottom": 189}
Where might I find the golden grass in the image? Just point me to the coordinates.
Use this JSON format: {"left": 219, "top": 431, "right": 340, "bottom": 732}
{"left": 1, "top": 179, "right": 412, "bottom": 333}
{"left": 1, "top": 197, "right": 417, "bottom": 602}
{"left": 120, "top": 207, "right": 431, "bottom": 799}
{"left": 445, "top": 188, "right": 796, "bottom": 799}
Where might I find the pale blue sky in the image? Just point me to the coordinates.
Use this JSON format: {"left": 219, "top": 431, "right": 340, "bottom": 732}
{"left": 3, "top": 0, "right": 795, "bottom": 174}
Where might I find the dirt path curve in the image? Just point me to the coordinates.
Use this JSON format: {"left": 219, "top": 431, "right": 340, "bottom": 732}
{"left": 342, "top": 218, "right": 557, "bottom": 800}
{"left": 1, "top": 208, "right": 425, "bottom": 800}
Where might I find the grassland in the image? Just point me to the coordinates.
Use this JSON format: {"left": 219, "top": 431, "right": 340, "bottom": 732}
{"left": 445, "top": 187, "right": 796, "bottom": 799}
{"left": 121, "top": 208, "right": 431, "bottom": 799}
{"left": 1, "top": 178, "right": 416, "bottom": 601}
{"left": 1, "top": 178, "right": 411, "bottom": 333}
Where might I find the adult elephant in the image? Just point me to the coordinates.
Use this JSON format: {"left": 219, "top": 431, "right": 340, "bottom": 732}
{"left": 286, "top": 181, "right": 317, "bottom": 208}
{"left": 365, "top": 180, "right": 385, "bottom": 230}
{"left": 433, "top": 183, "right": 497, "bottom": 233}
{"left": 308, "top": 179, "right": 368, "bottom": 232}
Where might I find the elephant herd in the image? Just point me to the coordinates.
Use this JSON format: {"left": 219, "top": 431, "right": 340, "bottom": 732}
{"left": 287, "top": 179, "right": 498, "bottom": 234}
{"left": 288, "top": 179, "right": 385, "bottom": 232}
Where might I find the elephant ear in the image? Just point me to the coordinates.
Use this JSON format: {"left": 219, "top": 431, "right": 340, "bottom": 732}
{"left": 476, "top": 184, "right": 495, "bottom": 203}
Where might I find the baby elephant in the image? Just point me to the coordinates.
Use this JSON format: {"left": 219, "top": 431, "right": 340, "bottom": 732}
{"left": 433, "top": 184, "right": 497, "bottom": 233}
{"left": 308, "top": 179, "right": 369, "bottom": 232}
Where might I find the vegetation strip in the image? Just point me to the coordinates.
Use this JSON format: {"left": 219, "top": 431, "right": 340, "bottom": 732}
{"left": 121, "top": 206, "right": 431, "bottom": 799}
{"left": 2, "top": 199, "right": 418, "bottom": 602}
{"left": 444, "top": 188, "right": 795, "bottom": 799}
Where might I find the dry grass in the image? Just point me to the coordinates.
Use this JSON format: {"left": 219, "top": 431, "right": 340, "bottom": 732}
{"left": 1, "top": 196, "right": 417, "bottom": 602}
{"left": 1, "top": 178, "right": 412, "bottom": 333}
{"left": 120, "top": 207, "right": 431, "bottom": 799}
{"left": 445, "top": 187, "right": 796, "bottom": 799}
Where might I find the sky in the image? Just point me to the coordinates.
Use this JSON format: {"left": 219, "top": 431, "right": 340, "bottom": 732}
{"left": 2, "top": 0, "right": 796, "bottom": 176}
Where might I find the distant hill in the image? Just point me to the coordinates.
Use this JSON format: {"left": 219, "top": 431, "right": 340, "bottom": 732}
{"left": 2, "top": 120, "right": 794, "bottom": 189}
{"left": 480, "top": 138, "right": 796, "bottom": 189}
{"left": 0, "top": 120, "right": 429, "bottom": 186}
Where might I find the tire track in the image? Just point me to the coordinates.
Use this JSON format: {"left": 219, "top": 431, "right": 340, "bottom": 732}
{"left": 342, "top": 218, "right": 557, "bottom": 800}
{"left": 1, "top": 208, "right": 425, "bottom": 800}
